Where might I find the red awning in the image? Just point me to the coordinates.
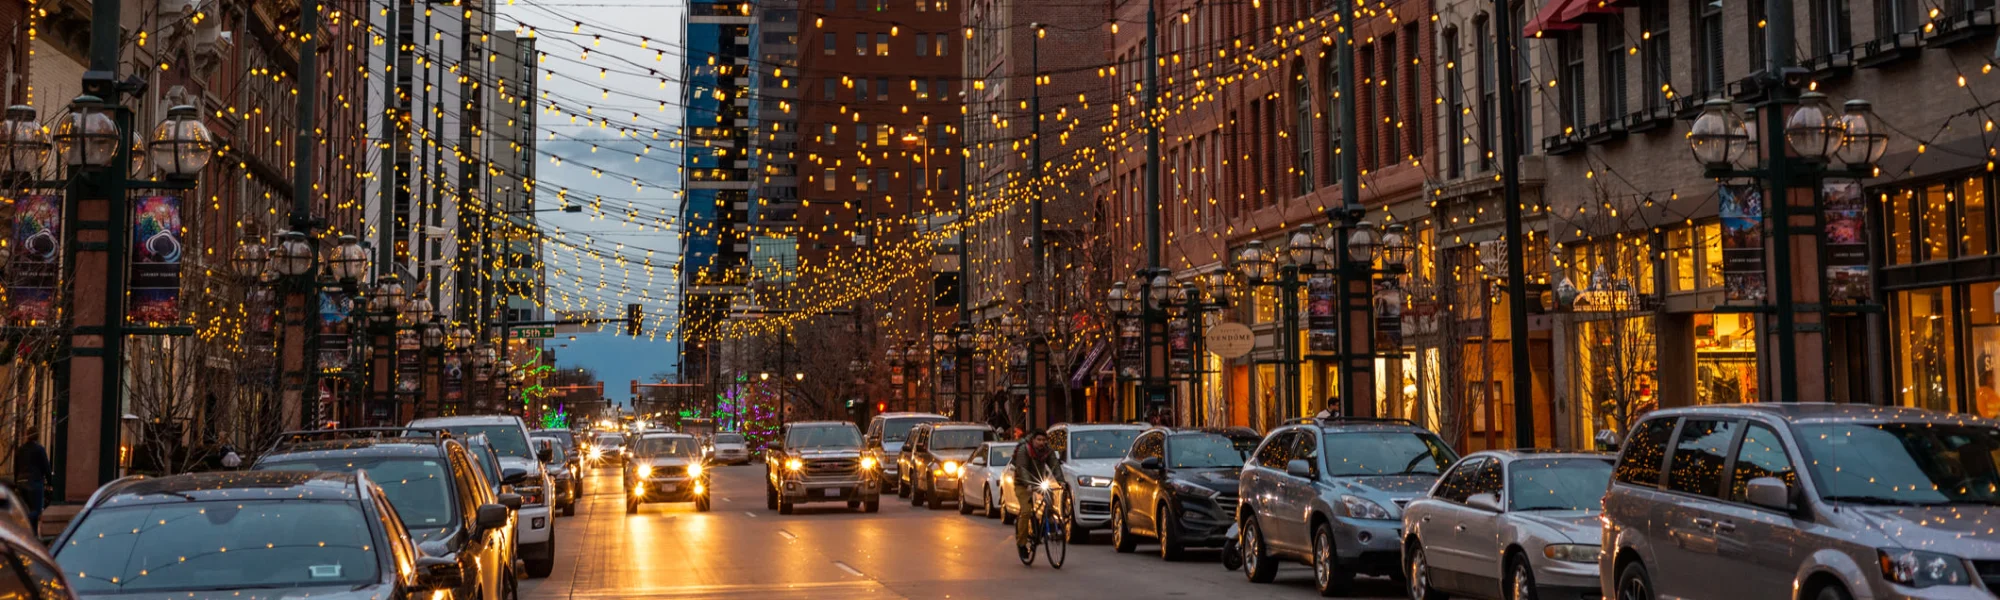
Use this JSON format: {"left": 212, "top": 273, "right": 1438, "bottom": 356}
{"left": 1560, "top": 0, "right": 1626, "bottom": 23}
{"left": 1522, "top": 0, "right": 1583, "bottom": 38}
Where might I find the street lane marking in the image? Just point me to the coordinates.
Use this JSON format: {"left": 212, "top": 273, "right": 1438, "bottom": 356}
{"left": 777, "top": 529, "right": 797, "bottom": 540}
{"left": 744, "top": 511, "right": 759, "bottom": 517}
{"left": 832, "top": 561, "right": 864, "bottom": 577}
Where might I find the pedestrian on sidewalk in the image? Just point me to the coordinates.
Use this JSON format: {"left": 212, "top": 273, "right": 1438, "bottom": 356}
{"left": 13, "top": 428, "right": 49, "bottom": 527}
{"left": 1314, "top": 396, "right": 1342, "bottom": 420}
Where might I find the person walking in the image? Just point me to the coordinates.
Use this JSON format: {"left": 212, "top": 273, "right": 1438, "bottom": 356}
{"left": 13, "top": 429, "right": 50, "bottom": 527}
{"left": 1314, "top": 396, "right": 1343, "bottom": 420}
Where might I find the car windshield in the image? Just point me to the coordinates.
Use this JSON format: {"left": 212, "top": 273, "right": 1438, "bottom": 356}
{"left": 594, "top": 435, "right": 624, "bottom": 448}
{"left": 257, "top": 457, "right": 457, "bottom": 527}
{"left": 932, "top": 429, "right": 990, "bottom": 450}
{"left": 1508, "top": 457, "right": 1614, "bottom": 511}
{"left": 1070, "top": 430, "right": 1142, "bottom": 460}
{"left": 1170, "top": 434, "right": 1257, "bottom": 469}
{"left": 57, "top": 500, "right": 380, "bottom": 593}
{"left": 789, "top": 425, "right": 863, "bottom": 449}
{"left": 466, "top": 439, "right": 500, "bottom": 483}
{"left": 633, "top": 437, "right": 697, "bottom": 457}
{"left": 988, "top": 446, "right": 1014, "bottom": 467}
{"left": 531, "top": 431, "right": 573, "bottom": 447}
{"left": 431, "top": 425, "right": 530, "bottom": 458}
{"left": 714, "top": 433, "right": 745, "bottom": 444}
{"left": 1321, "top": 432, "right": 1458, "bottom": 477}
{"left": 883, "top": 417, "right": 947, "bottom": 442}
{"left": 1799, "top": 421, "right": 2000, "bottom": 505}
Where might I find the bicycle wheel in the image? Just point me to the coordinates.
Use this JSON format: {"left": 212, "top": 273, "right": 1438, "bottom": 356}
{"left": 1044, "top": 507, "right": 1067, "bottom": 569}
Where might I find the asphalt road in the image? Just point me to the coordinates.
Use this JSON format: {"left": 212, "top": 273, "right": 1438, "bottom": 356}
{"left": 518, "top": 464, "right": 1405, "bottom": 599}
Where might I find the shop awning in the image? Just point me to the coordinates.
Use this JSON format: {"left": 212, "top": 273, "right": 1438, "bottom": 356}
{"left": 1559, "top": 0, "right": 1627, "bottom": 22}
{"left": 1069, "top": 341, "right": 1109, "bottom": 389}
{"left": 1522, "top": 0, "right": 1583, "bottom": 38}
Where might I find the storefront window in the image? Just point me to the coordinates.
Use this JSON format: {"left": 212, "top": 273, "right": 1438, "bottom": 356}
{"left": 1693, "top": 313, "right": 1759, "bottom": 404}
{"left": 1700, "top": 222, "right": 1723, "bottom": 289}
{"left": 1889, "top": 189, "right": 1915, "bottom": 265}
{"left": 1969, "top": 282, "right": 2000, "bottom": 418}
{"left": 1254, "top": 286, "right": 1276, "bottom": 324}
{"left": 1965, "top": 177, "right": 1990, "bottom": 257}
{"left": 1573, "top": 315, "right": 1657, "bottom": 435}
{"left": 1923, "top": 183, "right": 1952, "bottom": 261}
{"left": 1895, "top": 287, "right": 1957, "bottom": 413}
{"left": 1668, "top": 227, "right": 1696, "bottom": 292}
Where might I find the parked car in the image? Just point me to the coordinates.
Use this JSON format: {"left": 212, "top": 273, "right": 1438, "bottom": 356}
{"left": 535, "top": 438, "right": 579, "bottom": 516}
{"left": 1600, "top": 403, "right": 2000, "bottom": 600}
{"left": 51, "top": 471, "right": 465, "bottom": 599}
{"left": 866, "top": 412, "right": 950, "bottom": 495}
{"left": 409, "top": 415, "right": 561, "bottom": 578}
{"left": 253, "top": 428, "right": 521, "bottom": 600}
{"left": 533, "top": 428, "right": 584, "bottom": 502}
{"left": 0, "top": 483, "right": 74, "bottom": 598}
{"left": 1237, "top": 417, "right": 1459, "bottom": 595}
{"left": 1001, "top": 423, "right": 1144, "bottom": 542}
{"left": 767, "top": 421, "right": 881, "bottom": 513}
{"left": 904, "top": 422, "right": 997, "bottom": 509}
{"left": 959, "top": 441, "right": 1017, "bottom": 518}
{"left": 1402, "top": 450, "right": 1613, "bottom": 600}
{"left": 623, "top": 432, "right": 712, "bottom": 513}
{"left": 708, "top": 432, "right": 752, "bottom": 465}
{"left": 1109, "top": 427, "right": 1261, "bottom": 559}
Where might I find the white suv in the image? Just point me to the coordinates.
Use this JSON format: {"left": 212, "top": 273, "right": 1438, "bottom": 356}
{"left": 1004, "top": 423, "right": 1144, "bottom": 543}
{"left": 410, "top": 415, "right": 560, "bottom": 578}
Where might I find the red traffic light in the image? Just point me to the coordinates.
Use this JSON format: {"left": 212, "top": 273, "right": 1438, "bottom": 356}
{"left": 875, "top": 402, "right": 886, "bottom": 413}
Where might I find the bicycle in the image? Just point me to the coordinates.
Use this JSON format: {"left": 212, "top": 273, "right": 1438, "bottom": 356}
{"left": 1018, "top": 478, "right": 1068, "bottom": 569}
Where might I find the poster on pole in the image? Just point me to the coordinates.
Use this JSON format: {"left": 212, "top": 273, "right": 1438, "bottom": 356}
{"left": 129, "top": 195, "right": 183, "bottom": 324}
{"left": 1823, "top": 180, "right": 1871, "bottom": 304}
{"left": 1307, "top": 276, "right": 1337, "bottom": 352}
{"left": 1718, "top": 184, "right": 1768, "bottom": 304}
{"left": 1169, "top": 318, "right": 1192, "bottom": 371}
{"left": 9, "top": 194, "right": 60, "bottom": 324}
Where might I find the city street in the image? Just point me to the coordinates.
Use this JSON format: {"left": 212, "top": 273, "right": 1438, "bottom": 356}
{"left": 520, "top": 465, "right": 1404, "bottom": 599}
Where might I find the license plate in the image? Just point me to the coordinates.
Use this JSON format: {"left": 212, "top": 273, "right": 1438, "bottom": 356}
{"left": 658, "top": 483, "right": 677, "bottom": 493}
{"left": 823, "top": 488, "right": 841, "bottom": 498}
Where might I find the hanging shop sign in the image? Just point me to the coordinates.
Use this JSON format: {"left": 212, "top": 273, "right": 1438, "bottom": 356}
{"left": 1823, "top": 180, "right": 1870, "bottom": 304}
{"left": 9, "top": 194, "right": 60, "bottom": 324}
{"left": 128, "top": 195, "right": 183, "bottom": 324}
{"left": 1718, "top": 184, "right": 1768, "bottom": 304}
{"left": 1205, "top": 322, "right": 1254, "bottom": 359}
{"left": 1307, "top": 275, "right": 1337, "bottom": 352}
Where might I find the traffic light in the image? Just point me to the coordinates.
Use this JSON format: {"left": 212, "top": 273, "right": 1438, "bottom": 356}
{"left": 626, "top": 303, "right": 642, "bottom": 337}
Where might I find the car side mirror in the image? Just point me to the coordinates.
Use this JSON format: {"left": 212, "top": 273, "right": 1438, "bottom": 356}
{"left": 415, "top": 556, "right": 463, "bottom": 591}
{"left": 1745, "top": 477, "right": 1793, "bottom": 511}
{"left": 474, "top": 503, "right": 509, "bottom": 532}
{"left": 1467, "top": 492, "right": 1504, "bottom": 512}
{"left": 1285, "top": 459, "right": 1314, "bottom": 479}
{"left": 498, "top": 493, "right": 524, "bottom": 510}
{"left": 1139, "top": 457, "right": 1163, "bottom": 472}
{"left": 501, "top": 467, "right": 530, "bottom": 486}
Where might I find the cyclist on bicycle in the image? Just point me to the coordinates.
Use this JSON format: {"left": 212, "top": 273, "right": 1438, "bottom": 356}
{"left": 1011, "top": 428, "right": 1064, "bottom": 561}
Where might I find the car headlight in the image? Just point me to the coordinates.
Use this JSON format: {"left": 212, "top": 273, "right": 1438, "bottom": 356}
{"left": 686, "top": 463, "right": 703, "bottom": 477}
{"left": 1543, "top": 544, "right": 1601, "bottom": 563}
{"left": 944, "top": 461, "right": 961, "bottom": 476}
{"left": 636, "top": 464, "right": 652, "bottom": 478}
{"left": 1168, "top": 482, "right": 1220, "bottom": 499}
{"left": 1880, "top": 549, "right": 1973, "bottom": 588}
{"left": 1338, "top": 494, "right": 1393, "bottom": 520}
{"left": 1075, "top": 475, "right": 1112, "bottom": 488}
{"left": 785, "top": 458, "right": 804, "bottom": 472}
{"left": 860, "top": 456, "right": 878, "bottom": 470}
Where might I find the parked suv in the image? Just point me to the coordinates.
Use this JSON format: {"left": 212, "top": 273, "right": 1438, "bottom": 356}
{"left": 867, "top": 412, "right": 949, "bottom": 496}
{"left": 1109, "top": 427, "right": 1261, "bottom": 560}
{"left": 1601, "top": 403, "right": 2000, "bottom": 600}
{"left": 767, "top": 421, "right": 881, "bottom": 513}
{"left": 409, "top": 415, "right": 561, "bottom": 578}
{"left": 904, "top": 422, "right": 996, "bottom": 509}
{"left": 1237, "top": 417, "right": 1458, "bottom": 595}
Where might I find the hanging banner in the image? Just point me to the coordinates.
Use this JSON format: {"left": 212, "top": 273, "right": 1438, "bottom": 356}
{"left": 9, "top": 194, "right": 61, "bottom": 324}
{"left": 1307, "top": 276, "right": 1337, "bottom": 352}
{"left": 1718, "top": 184, "right": 1768, "bottom": 304}
{"left": 129, "top": 195, "right": 183, "bottom": 324}
{"left": 1823, "top": 180, "right": 1871, "bottom": 304}
{"left": 1375, "top": 282, "right": 1405, "bottom": 349}
{"left": 1169, "top": 319, "right": 1192, "bottom": 372}
{"left": 1117, "top": 320, "right": 1142, "bottom": 378}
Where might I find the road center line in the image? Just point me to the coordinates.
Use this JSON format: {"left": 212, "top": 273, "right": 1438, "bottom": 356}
{"left": 744, "top": 511, "right": 759, "bottom": 518}
{"left": 832, "top": 561, "right": 864, "bottom": 577}
{"left": 777, "top": 529, "right": 797, "bottom": 540}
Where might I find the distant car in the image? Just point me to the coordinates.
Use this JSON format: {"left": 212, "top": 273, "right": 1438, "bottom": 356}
{"left": 409, "top": 415, "right": 561, "bottom": 578}
{"left": 1003, "top": 423, "right": 1144, "bottom": 542}
{"left": 532, "top": 429, "right": 584, "bottom": 499}
{"left": 767, "top": 421, "right": 882, "bottom": 513}
{"left": 1236, "top": 417, "right": 1459, "bottom": 595}
{"left": 905, "top": 422, "right": 997, "bottom": 510}
{"left": 958, "top": 441, "right": 1016, "bottom": 518}
{"left": 0, "top": 482, "right": 74, "bottom": 599}
{"left": 52, "top": 471, "right": 464, "bottom": 599}
{"left": 535, "top": 438, "right": 579, "bottom": 516}
{"left": 589, "top": 432, "right": 626, "bottom": 467}
{"left": 253, "top": 429, "right": 520, "bottom": 600}
{"left": 1402, "top": 450, "right": 1613, "bottom": 600}
{"left": 624, "top": 433, "right": 712, "bottom": 513}
{"left": 708, "top": 432, "right": 752, "bottom": 465}
{"left": 866, "top": 412, "right": 950, "bottom": 495}
{"left": 1109, "top": 427, "right": 1260, "bottom": 560}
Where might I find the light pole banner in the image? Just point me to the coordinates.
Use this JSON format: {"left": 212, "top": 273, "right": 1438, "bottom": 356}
{"left": 1823, "top": 180, "right": 1871, "bottom": 304}
{"left": 129, "top": 195, "right": 183, "bottom": 324}
{"left": 8, "top": 194, "right": 60, "bottom": 324}
{"left": 1718, "top": 184, "right": 1768, "bottom": 304}
{"left": 1308, "top": 276, "right": 1337, "bottom": 352}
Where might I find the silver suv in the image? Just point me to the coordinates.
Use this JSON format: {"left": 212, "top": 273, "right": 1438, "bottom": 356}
{"left": 1602, "top": 403, "right": 2000, "bottom": 600}
{"left": 1237, "top": 417, "right": 1458, "bottom": 595}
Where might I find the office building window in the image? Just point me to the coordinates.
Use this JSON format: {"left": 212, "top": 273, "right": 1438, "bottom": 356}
{"left": 1641, "top": 0, "right": 1671, "bottom": 108}
{"left": 824, "top": 32, "right": 837, "bottom": 55}
{"left": 823, "top": 77, "right": 836, "bottom": 100}
{"left": 877, "top": 77, "right": 889, "bottom": 100}
{"left": 1878, "top": 0, "right": 1917, "bottom": 35}
{"left": 1600, "top": 18, "right": 1628, "bottom": 121}
{"left": 1294, "top": 74, "right": 1313, "bottom": 193}
{"left": 856, "top": 78, "right": 869, "bottom": 101}
{"left": 856, "top": 33, "right": 869, "bottom": 55}
{"left": 876, "top": 33, "right": 890, "bottom": 55}
{"left": 1693, "top": 0, "right": 1725, "bottom": 95}
{"left": 916, "top": 33, "right": 929, "bottom": 56}
{"left": 1560, "top": 33, "right": 1585, "bottom": 129}
{"left": 1444, "top": 27, "right": 1463, "bottom": 179}
{"left": 1812, "top": 0, "right": 1852, "bottom": 56}
{"left": 1476, "top": 15, "right": 1495, "bottom": 169}
{"left": 875, "top": 168, "right": 890, "bottom": 191}
{"left": 1325, "top": 57, "right": 1341, "bottom": 186}
{"left": 917, "top": 79, "right": 930, "bottom": 99}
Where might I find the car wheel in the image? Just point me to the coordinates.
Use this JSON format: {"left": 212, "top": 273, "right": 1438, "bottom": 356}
{"left": 501, "top": 567, "right": 519, "bottom": 600}
{"left": 1813, "top": 583, "right": 1854, "bottom": 600}
{"left": 1407, "top": 543, "right": 1449, "bottom": 600}
{"left": 765, "top": 482, "right": 778, "bottom": 510}
{"left": 1241, "top": 516, "right": 1278, "bottom": 584}
{"left": 625, "top": 497, "right": 638, "bottom": 515}
{"left": 984, "top": 487, "right": 1001, "bottom": 520}
{"left": 863, "top": 499, "right": 880, "bottom": 513}
{"left": 778, "top": 495, "right": 794, "bottom": 515}
{"left": 1615, "top": 561, "right": 1653, "bottom": 600}
{"left": 1506, "top": 552, "right": 1538, "bottom": 600}
{"left": 1312, "top": 521, "right": 1351, "bottom": 596}
{"left": 911, "top": 479, "right": 927, "bottom": 506}
{"left": 958, "top": 489, "right": 973, "bottom": 514}
{"left": 1001, "top": 502, "right": 1016, "bottom": 525}
{"left": 1111, "top": 498, "right": 1138, "bottom": 553}
{"left": 926, "top": 481, "right": 944, "bottom": 510}
{"left": 526, "top": 528, "right": 554, "bottom": 578}
{"left": 561, "top": 500, "right": 576, "bottom": 517}
{"left": 696, "top": 495, "right": 713, "bottom": 512}
{"left": 897, "top": 474, "right": 911, "bottom": 498}
{"left": 1158, "top": 503, "right": 1183, "bottom": 561}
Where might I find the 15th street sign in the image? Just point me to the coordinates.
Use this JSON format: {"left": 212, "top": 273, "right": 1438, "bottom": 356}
{"left": 511, "top": 327, "right": 555, "bottom": 339}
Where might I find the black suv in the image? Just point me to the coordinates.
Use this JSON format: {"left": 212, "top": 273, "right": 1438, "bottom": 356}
{"left": 1110, "top": 427, "right": 1261, "bottom": 559}
{"left": 51, "top": 471, "right": 468, "bottom": 599}
{"left": 902, "top": 422, "right": 996, "bottom": 510}
{"left": 532, "top": 429, "right": 583, "bottom": 507}
{"left": 252, "top": 428, "right": 521, "bottom": 600}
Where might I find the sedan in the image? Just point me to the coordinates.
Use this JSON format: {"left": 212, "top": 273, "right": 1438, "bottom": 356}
{"left": 958, "top": 441, "right": 1017, "bottom": 518}
{"left": 1403, "top": 450, "right": 1613, "bottom": 600}
{"left": 1110, "top": 427, "right": 1260, "bottom": 560}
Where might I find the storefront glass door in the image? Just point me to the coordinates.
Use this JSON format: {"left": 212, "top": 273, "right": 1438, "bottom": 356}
{"left": 1693, "top": 313, "right": 1758, "bottom": 404}
{"left": 1895, "top": 287, "right": 1958, "bottom": 413}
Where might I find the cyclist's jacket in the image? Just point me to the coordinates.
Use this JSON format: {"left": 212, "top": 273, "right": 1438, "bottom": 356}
{"left": 1010, "top": 442, "right": 1063, "bottom": 489}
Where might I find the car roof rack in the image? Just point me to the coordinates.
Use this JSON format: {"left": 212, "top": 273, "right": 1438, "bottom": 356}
{"left": 1281, "top": 416, "right": 1420, "bottom": 427}
{"left": 267, "top": 427, "right": 448, "bottom": 452}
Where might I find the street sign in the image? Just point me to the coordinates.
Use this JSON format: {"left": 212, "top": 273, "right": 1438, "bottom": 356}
{"left": 511, "top": 326, "right": 555, "bottom": 339}
{"left": 1206, "top": 323, "right": 1255, "bottom": 359}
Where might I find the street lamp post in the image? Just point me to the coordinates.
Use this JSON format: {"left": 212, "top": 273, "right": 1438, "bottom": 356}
{"left": 1233, "top": 223, "right": 1410, "bottom": 423}
{"left": 1171, "top": 277, "right": 1229, "bottom": 426}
